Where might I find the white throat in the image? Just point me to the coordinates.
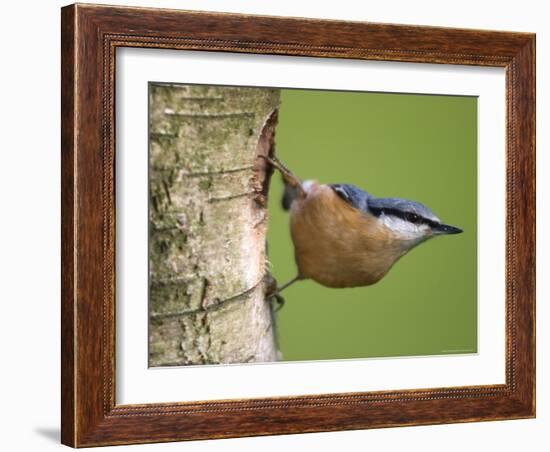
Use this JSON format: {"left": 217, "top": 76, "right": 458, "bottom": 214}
{"left": 379, "top": 213, "right": 430, "bottom": 246}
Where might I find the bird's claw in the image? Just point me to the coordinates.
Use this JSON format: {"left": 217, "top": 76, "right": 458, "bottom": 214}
{"left": 263, "top": 272, "right": 286, "bottom": 312}
{"left": 258, "top": 154, "right": 304, "bottom": 192}
{"left": 271, "top": 293, "right": 285, "bottom": 312}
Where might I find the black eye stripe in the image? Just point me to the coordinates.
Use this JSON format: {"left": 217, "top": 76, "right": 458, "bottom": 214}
{"left": 370, "top": 207, "right": 439, "bottom": 228}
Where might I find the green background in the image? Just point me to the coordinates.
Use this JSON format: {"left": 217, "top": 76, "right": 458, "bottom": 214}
{"left": 268, "top": 88, "right": 477, "bottom": 361}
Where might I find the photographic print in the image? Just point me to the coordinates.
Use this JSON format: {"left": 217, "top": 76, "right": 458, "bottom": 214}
{"left": 61, "top": 5, "right": 535, "bottom": 445}
{"left": 148, "top": 83, "right": 476, "bottom": 367}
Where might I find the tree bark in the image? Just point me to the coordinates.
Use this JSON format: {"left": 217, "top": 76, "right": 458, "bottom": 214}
{"left": 148, "top": 83, "right": 280, "bottom": 366}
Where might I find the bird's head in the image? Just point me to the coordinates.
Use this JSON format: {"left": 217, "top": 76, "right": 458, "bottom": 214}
{"left": 367, "top": 197, "right": 463, "bottom": 248}
{"left": 330, "top": 184, "right": 462, "bottom": 250}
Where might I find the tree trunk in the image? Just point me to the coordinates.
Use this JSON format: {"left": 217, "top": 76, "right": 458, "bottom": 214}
{"left": 148, "top": 83, "right": 280, "bottom": 366}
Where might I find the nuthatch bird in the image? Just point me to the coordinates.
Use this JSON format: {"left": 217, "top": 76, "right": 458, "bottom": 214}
{"left": 262, "top": 155, "right": 463, "bottom": 293}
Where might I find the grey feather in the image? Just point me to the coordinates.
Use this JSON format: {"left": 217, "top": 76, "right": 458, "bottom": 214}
{"left": 330, "top": 184, "right": 371, "bottom": 212}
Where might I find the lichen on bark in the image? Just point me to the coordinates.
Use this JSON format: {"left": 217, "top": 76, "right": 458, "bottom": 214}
{"left": 148, "top": 83, "right": 280, "bottom": 366}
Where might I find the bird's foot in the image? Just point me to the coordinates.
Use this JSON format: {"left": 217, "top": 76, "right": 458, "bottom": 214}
{"left": 270, "top": 293, "right": 286, "bottom": 312}
{"left": 264, "top": 272, "right": 286, "bottom": 312}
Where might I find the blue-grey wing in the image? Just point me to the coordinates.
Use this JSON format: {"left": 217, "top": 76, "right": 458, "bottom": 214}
{"left": 329, "top": 184, "right": 371, "bottom": 212}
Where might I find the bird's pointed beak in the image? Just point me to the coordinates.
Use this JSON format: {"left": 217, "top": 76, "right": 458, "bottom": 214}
{"left": 433, "top": 223, "right": 463, "bottom": 235}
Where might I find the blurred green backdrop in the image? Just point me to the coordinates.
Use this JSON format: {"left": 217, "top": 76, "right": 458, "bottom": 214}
{"left": 268, "top": 88, "right": 477, "bottom": 361}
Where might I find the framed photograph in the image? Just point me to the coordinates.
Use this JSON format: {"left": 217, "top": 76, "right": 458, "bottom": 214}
{"left": 61, "top": 3, "right": 535, "bottom": 447}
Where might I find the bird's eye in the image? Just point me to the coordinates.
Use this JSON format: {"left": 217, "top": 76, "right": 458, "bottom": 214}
{"left": 407, "top": 213, "right": 419, "bottom": 223}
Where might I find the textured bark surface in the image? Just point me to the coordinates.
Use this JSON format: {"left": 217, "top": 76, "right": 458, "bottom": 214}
{"left": 148, "top": 83, "right": 280, "bottom": 366}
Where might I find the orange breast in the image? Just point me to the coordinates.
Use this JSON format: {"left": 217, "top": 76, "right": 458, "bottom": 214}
{"left": 289, "top": 184, "right": 406, "bottom": 288}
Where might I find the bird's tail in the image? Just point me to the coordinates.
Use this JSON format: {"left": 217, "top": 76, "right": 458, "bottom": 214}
{"left": 282, "top": 181, "right": 301, "bottom": 211}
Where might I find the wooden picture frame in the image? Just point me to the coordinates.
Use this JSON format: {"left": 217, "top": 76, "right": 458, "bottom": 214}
{"left": 61, "top": 3, "right": 535, "bottom": 447}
